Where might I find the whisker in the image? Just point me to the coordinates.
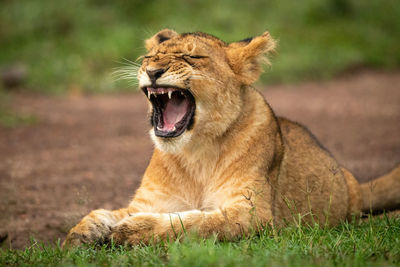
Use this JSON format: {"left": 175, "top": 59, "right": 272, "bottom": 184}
{"left": 113, "top": 60, "right": 141, "bottom": 67}
{"left": 111, "top": 69, "right": 138, "bottom": 78}
{"left": 121, "top": 57, "right": 142, "bottom": 66}
{"left": 110, "top": 66, "right": 139, "bottom": 83}
{"left": 111, "top": 66, "right": 139, "bottom": 72}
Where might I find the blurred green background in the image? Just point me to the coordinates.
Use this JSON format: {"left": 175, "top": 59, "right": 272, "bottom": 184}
{"left": 1, "top": 0, "right": 399, "bottom": 95}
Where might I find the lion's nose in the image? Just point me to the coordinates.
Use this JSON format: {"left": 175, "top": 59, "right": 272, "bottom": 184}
{"left": 146, "top": 68, "right": 165, "bottom": 84}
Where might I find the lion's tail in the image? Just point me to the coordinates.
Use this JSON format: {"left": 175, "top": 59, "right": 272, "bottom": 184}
{"left": 360, "top": 165, "right": 400, "bottom": 213}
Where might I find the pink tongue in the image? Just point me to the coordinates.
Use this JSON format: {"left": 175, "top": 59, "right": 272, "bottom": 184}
{"left": 162, "top": 96, "right": 189, "bottom": 131}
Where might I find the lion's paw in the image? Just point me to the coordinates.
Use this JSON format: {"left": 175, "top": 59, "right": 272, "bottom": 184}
{"left": 62, "top": 209, "right": 117, "bottom": 248}
{"left": 110, "top": 214, "right": 161, "bottom": 246}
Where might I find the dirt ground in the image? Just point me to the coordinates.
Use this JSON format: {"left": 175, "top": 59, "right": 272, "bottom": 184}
{"left": 1, "top": 70, "right": 399, "bottom": 249}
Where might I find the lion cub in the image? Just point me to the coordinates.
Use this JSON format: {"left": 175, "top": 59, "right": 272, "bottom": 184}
{"left": 64, "top": 29, "right": 400, "bottom": 246}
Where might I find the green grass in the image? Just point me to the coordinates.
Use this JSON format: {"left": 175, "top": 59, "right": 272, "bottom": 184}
{"left": 0, "top": 0, "right": 399, "bottom": 94}
{"left": 2, "top": 216, "right": 400, "bottom": 266}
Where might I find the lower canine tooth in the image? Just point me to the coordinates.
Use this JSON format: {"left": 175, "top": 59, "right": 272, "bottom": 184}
{"left": 168, "top": 91, "right": 172, "bottom": 99}
{"left": 172, "top": 126, "right": 176, "bottom": 131}
{"left": 157, "top": 126, "right": 162, "bottom": 130}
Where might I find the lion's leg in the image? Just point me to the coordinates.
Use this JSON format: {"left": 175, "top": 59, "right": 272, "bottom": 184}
{"left": 110, "top": 201, "right": 272, "bottom": 245}
{"left": 63, "top": 208, "right": 129, "bottom": 247}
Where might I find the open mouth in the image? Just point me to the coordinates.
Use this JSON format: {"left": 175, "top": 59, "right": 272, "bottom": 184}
{"left": 142, "top": 86, "right": 195, "bottom": 138}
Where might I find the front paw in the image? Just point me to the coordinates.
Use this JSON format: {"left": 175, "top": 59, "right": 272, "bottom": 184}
{"left": 110, "top": 214, "right": 160, "bottom": 246}
{"left": 63, "top": 209, "right": 116, "bottom": 248}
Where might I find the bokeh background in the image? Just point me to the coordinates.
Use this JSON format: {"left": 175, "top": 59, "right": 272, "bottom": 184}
{"left": 1, "top": 0, "right": 400, "bottom": 95}
{"left": 1, "top": 0, "right": 400, "bottom": 249}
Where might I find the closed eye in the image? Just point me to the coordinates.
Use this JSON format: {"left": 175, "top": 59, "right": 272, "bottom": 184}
{"left": 181, "top": 54, "right": 209, "bottom": 67}
{"left": 184, "top": 55, "right": 208, "bottom": 59}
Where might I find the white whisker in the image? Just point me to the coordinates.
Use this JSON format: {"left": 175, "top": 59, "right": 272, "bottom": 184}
{"left": 122, "top": 57, "right": 142, "bottom": 65}
{"left": 110, "top": 65, "right": 139, "bottom": 84}
{"left": 111, "top": 57, "right": 142, "bottom": 86}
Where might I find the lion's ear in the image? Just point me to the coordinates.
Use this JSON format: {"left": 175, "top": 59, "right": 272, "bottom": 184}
{"left": 145, "top": 29, "right": 178, "bottom": 51}
{"left": 226, "top": 31, "right": 276, "bottom": 84}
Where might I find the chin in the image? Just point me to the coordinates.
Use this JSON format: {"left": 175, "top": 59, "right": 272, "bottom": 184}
{"left": 150, "top": 129, "right": 193, "bottom": 154}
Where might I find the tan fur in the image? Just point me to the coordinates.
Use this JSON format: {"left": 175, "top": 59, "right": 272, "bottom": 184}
{"left": 63, "top": 30, "right": 400, "bottom": 247}
{"left": 360, "top": 166, "right": 400, "bottom": 212}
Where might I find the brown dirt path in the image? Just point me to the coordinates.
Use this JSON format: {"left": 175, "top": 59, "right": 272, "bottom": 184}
{"left": 0, "top": 71, "right": 399, "bottom": 249}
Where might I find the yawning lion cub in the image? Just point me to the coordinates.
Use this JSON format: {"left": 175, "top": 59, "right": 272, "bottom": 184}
{"left": 64, "top": 29, "right": 400, "bottom": 247}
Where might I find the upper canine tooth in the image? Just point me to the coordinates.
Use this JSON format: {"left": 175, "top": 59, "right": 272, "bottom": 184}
{"left": 147, "top": 91, "right": 151, "bottom": 99}
{"left": 168, "top": 91, "right": 172, "bottom": 99}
